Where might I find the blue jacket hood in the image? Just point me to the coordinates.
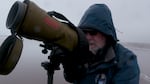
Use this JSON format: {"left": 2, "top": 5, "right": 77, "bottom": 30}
{"left": 78, "top": 4, "right": 118, "bottom": 43}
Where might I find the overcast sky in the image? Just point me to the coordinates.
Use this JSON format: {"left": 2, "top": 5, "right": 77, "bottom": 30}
{"left": 0, "top": 0, "right": 150, "bottom": 43}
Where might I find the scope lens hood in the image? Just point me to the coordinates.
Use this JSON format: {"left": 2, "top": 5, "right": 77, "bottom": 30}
{"left": 0, "top": 35, "right": 23, "bottom": 75}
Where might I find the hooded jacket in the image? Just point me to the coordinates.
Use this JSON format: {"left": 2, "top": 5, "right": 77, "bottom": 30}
{"left": 74, "top": 4, "right": 140, "bottom": 84}
{"left": 78, "top": 4, "right": 118, "bottom": 44}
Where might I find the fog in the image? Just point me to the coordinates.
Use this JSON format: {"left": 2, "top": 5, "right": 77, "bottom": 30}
{"left": 0, "top": 0, "right": 150, "bottom": 43}
{"left": 0, "top": 0, "right": 150, "bottom": 84}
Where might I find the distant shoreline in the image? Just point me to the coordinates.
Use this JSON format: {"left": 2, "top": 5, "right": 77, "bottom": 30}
{"left": 121, "top": 42, "right": 150, "bottom": 49}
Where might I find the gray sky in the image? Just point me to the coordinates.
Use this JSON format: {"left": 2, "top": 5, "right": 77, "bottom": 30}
{"left": 0, "top": 0, "right": 150, "bottom": 43}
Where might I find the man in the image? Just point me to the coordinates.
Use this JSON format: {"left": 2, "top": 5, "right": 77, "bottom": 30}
{"left": 75, "top": 4, "right": 140, "bottom": 84}
{"left": 50, "top": 4, "right": 140, "bottom": 84}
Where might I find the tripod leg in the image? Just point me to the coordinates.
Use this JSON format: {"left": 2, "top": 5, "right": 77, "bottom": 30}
{"left": 41, "top": 62, "right": 54, "bottom": 84}
{"left": 47, "top": 70, "right": 54, "bottom": 84}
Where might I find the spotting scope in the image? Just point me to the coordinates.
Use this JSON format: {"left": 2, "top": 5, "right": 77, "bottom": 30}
{"left": 0, "top": 0, "right": 89, "bottom": 75}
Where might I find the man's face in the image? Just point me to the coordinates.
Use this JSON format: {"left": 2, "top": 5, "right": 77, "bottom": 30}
{"left": 83, "top": 30, "right": 106, "bottom": 54}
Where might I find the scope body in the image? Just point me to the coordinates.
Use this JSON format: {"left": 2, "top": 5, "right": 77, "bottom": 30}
{"left": 6, "top": 0, "right": 78, "bottom": 52}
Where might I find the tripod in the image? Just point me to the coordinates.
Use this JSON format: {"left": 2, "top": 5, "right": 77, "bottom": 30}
{"left": 40, "top": 43, "right": 61, "bottom": 84}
